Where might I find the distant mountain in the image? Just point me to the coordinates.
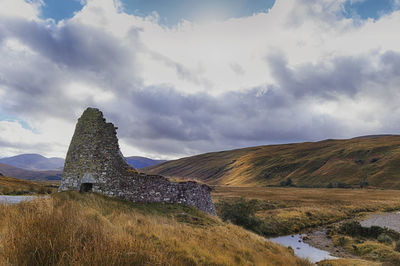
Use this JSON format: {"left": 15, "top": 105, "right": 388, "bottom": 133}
{"left": 0, "top": 163, "right": 62, "bottom": 181}
{"left": 144, "top": 135, "right": 400, "bottom": 189}
{"left": 0, "top": 154, "right": 64, "bottom": 171}
{"left": 125, "top": 156, "right": 167, "bottom": 169}
{"left": 0, "top": 154, "right": 165, "bottom": 181}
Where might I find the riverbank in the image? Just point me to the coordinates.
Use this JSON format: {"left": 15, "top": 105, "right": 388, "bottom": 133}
{"left": 300, "top": 212, "right": 400, "bottom": 265}
{"left": 361, "top": 212, "right": 400, "bottom": 232}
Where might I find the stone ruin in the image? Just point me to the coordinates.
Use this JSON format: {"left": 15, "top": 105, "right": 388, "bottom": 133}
{"left": 59, "top": 107, "right": 216, "bottom": 215}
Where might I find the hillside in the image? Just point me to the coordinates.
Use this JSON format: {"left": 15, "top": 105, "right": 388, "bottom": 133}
{"left": 124, "top": 156, "right": 166, "bottom": 168}
{"left": 145, "top": 135, "right": 400, "bottom": 189}
{"left": 0, "top": 154, "right": 64, "bottom": 170}
{"left": 0, "top": 163, "right": 62, "bottom": 181}
{"left": 0, "top": 154, "right": 163, "bottom": 180}
{"left": 0, "top": 192, "right": 311, "bottom": 265}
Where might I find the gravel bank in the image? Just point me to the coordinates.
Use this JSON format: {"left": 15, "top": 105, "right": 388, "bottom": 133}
{"left": 360, "top": 212, "right": 400, "bottom": 232}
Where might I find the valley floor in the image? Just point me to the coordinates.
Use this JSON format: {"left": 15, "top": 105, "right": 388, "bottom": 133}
{"left": 213, "top": 187, "right": 400, "bottom": 265}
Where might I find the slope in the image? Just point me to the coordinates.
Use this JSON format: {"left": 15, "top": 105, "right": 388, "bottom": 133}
{"left": 124, "top": 156, "right": 167, "bottom": 169}
{"left": 0, "top": 192, "right": 311, "bottom": 265}
{"left": 0, "top": 154, "right": 64, "bottom": 170}
{"left": 0, "top": 163, "right": 62, "bottom": 181}
{"left": 145, "top": 135, "right": 400, "bottom": 188}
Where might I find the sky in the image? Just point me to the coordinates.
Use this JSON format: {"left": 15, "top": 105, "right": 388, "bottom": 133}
{"left": 1, "top": 0, "right": 400, "bottom": 160}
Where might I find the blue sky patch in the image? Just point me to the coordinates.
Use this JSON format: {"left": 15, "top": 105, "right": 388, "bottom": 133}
{"left": 39, "top": 0, "right": 84, "bottom": 22}
{"left": 37, "top": 0, "right": 276, "bottom": 25}
{"left": 343, "top": 0, "right": 397, "bottom": 20}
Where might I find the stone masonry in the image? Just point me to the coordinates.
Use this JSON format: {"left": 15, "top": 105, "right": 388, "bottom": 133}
{"left": 59, "top": 107, "right": 216, "bottom": 215}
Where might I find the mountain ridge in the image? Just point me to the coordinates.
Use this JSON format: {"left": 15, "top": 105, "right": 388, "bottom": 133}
{"left": 0, "top": 154, "right": 64, "bottom": 171}
{"left": 0, "top": 154, "right": 166, "bottom": 181}
{"left": 144, "top": 135, "right": 400, "bottom": 189}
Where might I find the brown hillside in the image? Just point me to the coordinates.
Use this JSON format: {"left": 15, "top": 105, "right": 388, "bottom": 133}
{"left": 144, "top": 135, "right": 400, "bottom": 188}
{"left": 0, "top": 163, "right": 62, "bottom": 181}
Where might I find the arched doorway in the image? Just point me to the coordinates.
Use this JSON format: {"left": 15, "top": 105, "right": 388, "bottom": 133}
{"left": 80, "top": 183, "right": 93, "bottom": 193}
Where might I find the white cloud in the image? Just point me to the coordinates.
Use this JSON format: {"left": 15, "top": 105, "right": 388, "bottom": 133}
{"left": 0, "top": 0, "right": 41, "bottom": 20}
{"left": 0, "top": 119, "right": 72, "bottom": 157}
{"left": 1, "top": 0, "right": 400, "bottom": 159}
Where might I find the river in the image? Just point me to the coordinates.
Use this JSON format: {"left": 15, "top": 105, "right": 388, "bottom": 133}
{"left": 269, "top": 234, "right": 337, "bottom": 263}
{"left": 0, "top": 195, "right": 41, "bottom": 204}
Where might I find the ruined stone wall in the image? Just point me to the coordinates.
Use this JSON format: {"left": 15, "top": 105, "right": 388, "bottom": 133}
{"left": 59, "top": 108, "right": 216, "bottom": 215}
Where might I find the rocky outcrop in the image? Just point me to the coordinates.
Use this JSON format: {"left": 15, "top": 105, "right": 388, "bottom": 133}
{"left": 59, "top": 108, "right": 216, "bottom": 215}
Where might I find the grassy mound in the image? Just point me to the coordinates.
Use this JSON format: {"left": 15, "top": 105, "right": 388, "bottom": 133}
{"left": 0, "top": 192, "right": 311, "bottom": 265}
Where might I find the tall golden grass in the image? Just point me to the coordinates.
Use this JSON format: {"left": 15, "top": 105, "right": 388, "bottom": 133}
{"left": 0, "top": 192, "right": 311, "bottom": 265}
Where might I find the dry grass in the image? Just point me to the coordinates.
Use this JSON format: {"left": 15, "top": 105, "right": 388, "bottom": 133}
{"left": 318, "top": 259, "right": 382, "bottom": 266}
{"left": 0, "top": 175, "right": 56, "bottom": 195}
{"left": 330, "top": 234, "right": 400, "bottom": 264}
{"left": 213, "top": 187, "right": 400, "bottom": 236}
{"left": 0, "top": 191, "right": 311, "bottom": 266}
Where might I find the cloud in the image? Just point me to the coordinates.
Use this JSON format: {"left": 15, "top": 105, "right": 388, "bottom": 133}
{"left": 1, "top": 0, "right": 400, "bottom": 159}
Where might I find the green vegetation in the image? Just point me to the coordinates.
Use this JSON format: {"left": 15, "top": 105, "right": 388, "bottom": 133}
{"left": 218, "top": 198, "right": 266, "bottom": 235}
{"left": 0, "top": 192, "right": 311, "bottom": 266}
{"left": 145, "top": 135, "right": 400, "bottom": 189}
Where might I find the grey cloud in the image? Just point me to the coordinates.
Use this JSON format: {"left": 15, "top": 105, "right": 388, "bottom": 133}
{"left": 0, "top": 17, "right": 140, "bottom": 121}
{"left": 149, "top": 51, "right": 213, "bottom": 88}
{"left": 2, "top": 18, "right": 129, "bottom": 72}
{"left": 229, "top": 62, "right": 245, "bottom": 76}
{"left": 1, "top": 14, "right": 400, "bottom": 158}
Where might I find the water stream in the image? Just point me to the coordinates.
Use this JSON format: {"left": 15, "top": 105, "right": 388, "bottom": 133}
{"left": 269, "top": 234, "right": 337, "bottom": 263}
{"left": 0, "top": 195, "right": 41, "bottom": 204}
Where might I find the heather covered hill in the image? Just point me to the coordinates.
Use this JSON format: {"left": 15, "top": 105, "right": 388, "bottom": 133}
{"left": 145, "top": 135, "right": 400, "bottom": 189}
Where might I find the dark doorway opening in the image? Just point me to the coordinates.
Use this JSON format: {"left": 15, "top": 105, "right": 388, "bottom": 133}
{"left": 80, "top": 183, "right": 93, "bottom": 193}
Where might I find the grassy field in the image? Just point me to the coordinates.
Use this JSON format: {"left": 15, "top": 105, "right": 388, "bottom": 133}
{"left": 0, "top": 175, "right": 57, "bottom": 195}
{"left": 145, "top": 135, "right": 400, "bottom": 189}
{"left": 212, "top": 187, "right": 400, "bottom": 236}
{"left": 0, "top": 191, "right": 311, "bottom": 266}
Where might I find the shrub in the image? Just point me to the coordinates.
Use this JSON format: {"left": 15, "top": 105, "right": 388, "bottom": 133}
{"left": 339, "top": 221, "right": 400, "bottom": 241}
{"left": 337, "top": 236, "right": 349, "bottom": 247}
{"left": 280, "top": 178, "right": 293, "bottom": 187}
{"left": 377, "top": 233, "right": 392, "bottom": 244}
{"left": 339, "top": 221, "right": 364, "bottom": 237}
{"left": 395, "top": 240, "right": 400, "bottom": 252}
{"left": 360, "top": 181, "right": 369, "bottom": 188}
{"left": 336, "top": 182, "right": 348, "bottom": 188}
{"left": 218, "top": 198, "right": 265, "bottom": 235}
